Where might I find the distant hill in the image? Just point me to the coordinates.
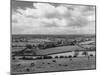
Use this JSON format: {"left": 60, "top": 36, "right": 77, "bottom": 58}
{"left": 12, "top": 34, "right": 95, "bottom": 39}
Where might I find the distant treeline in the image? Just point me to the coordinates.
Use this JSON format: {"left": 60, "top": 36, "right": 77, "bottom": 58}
{"left": 12, "top": 34, "right": 95, "bottom": 39}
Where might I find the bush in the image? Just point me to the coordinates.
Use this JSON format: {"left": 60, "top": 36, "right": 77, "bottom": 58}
{"left": 52, "top": 60, "right": 56, "bottom": 63}
{"left": 82, "top": 51, "right": 88, "bottom": 56}
{"left": 23, "top": 57, "right": 33, "bottom": 60}
{"left": 59, "top": 56, "right": 64, "bottom": 58}
{"left": 74, "top": 51, "right": 79, "bottom": 57}
{"left": 48, "top": 56, "right": 53, "bottom": 59}
{"left": 68, "top": 55, "right": 72, "bottom": 58}
{"left": 31, "top": 63, "right": 35, "bottom": 66}
{"left": 12, "top": 56, "right": 15, "bottom": 60}
{"left": 73, "top": 55, "right": 77, "bottom": 58}
{"left": 90, "top": 54, "right": 93, "bottom": 57}
{"left": 26, "top": 68, "right": 30, "bottom": 72}
{"left": 55, "top": 56, "right": 59, "bottom": 58}
{"left": 25, "top": 44, "right": 33, "bottom": 49}
{"left": 42, "top": 56, "right": 52, "bottom": 59}
{"left": 47, "top": 63, "right": 51, "bottom": 64}
{"left": 36, "top": 57, "right": 43, "bottom": 59}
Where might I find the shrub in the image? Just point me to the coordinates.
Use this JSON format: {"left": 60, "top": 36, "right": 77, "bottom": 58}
{"left": 52, "top": 60, "right": 56, "bottom": 63}
{"left": 48, "top": 56, "right": 53, "bottom": 59}
{"left": 25, "top": 44, "right": 33, "bottom": 49}
{"left": 43, "top": 55, "right": 52, "bottom": 59}
{"left": 74, "top": 50, "right": 79, "bottom": 57}
{"left": 55, "top": 56, "right": 59, "bottom": 58}
{"left": 26, "top": 68, "right": 30, "bottom": 72}
{"left": 36, "top": 57, "right": 43, "bottom": 59}
{"left": 73, "top": 55, "right": 77, "bottom": 58}
{"left": 68, "top": 55, "right": 72, "bottom": 58}
{"left": 82, "top": 51, "right": 88, "bottom": 56}
{"left": 90, "top": 54, "right": 93, "bottom": 57}
{"left": 47, "top": 63, "right": 51, "bottom": 64}
{"left": 59, "top": 56, "right": 64, "bottom": 58}
{"left": 12, "top": 56, "right": 15, "bottom": 60}
{"left": 31, "top": 63, "right": 35, "bottom": 66}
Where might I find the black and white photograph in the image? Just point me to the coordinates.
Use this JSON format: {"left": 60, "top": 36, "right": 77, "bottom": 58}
{"left": 11, "top": 0, "right": 96, "bottom": 74}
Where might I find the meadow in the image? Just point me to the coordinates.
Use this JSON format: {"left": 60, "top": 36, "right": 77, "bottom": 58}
{"left": 11, "top": 56, "right": 96, "bottom": 74}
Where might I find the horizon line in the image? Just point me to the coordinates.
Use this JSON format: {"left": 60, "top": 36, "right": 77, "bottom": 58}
{"left": 12, "top": 33, "right": 96, "bottom": 35}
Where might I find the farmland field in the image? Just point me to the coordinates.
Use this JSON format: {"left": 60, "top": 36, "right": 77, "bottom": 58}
{"left": 11, "top": 34, "right": 96, "bottom": 74}
{"left": 36, "top": 45, "right": 95, "bottom": 55}
{"left": 11, "top": 56, "right": 96, "bottom": 74}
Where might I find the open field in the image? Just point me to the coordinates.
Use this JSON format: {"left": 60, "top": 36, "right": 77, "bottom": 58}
{"left": 36, "top": 45, "right": 95, "bottom": 55}
{"left": 11, "top": 56, "right": 96, "bottom": 74}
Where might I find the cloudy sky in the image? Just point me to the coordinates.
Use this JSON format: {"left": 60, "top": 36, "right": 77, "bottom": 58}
{"left": 12, "top": 0, "right": 95, "bottom": 34}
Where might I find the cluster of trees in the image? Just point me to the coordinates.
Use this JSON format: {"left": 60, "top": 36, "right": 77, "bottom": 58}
{"left": 12, "top": 43, "right": 94, "bottom": 60}
{"left": 37, "top": 42, "right": 58, "bottom": 49}
{"left": 12, "top": 38, "right": 28, "bottom": 42}
{"left": 37, "top": 40, "right": 77, "bottom": 50}
{"left": 12, "top": 44, "right": 25, "bottom": 47}
{"left": 12, "top": 44, "right": 36, "bottom": 56}
{"left": 12, "top": 37, "right": 78, "bottom": 50}
{"left": 12, "top": 51, "right": 94, "bottom": 60}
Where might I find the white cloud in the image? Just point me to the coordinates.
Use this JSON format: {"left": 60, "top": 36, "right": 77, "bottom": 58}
{"left": 12, "top": 3, "right": 95, "bottom": 34}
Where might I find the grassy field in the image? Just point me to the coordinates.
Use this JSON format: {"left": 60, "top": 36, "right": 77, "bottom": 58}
{"left": 11, "top": 56, "right": 96, "bottom": 74}
{"left": 36, "top": 45, "right": 95, "bottom": 55}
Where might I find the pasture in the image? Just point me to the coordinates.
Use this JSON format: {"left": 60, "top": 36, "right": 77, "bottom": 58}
{"left": 11, "top": 56, "right": 96, "bottom": 74}
{"left": 36, "top": 45, "right": 95, "bottom": 55}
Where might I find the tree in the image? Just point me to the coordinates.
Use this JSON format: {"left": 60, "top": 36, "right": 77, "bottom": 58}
{"left": 31, "top": 63, "right": 35, "bottom": 66}
{"left": 36, "top": 56, "right": 43, "bottom": 59}
{"left": 68, "top": 55, "right": 72, "bottom": 61}
{"left": 90, "top": 54, "right": 93, "bottom": 57}
{"left": 43, "top": 56, "right": 53, "bottom": 59}
{"left": 55, "top": 56, "right": 59, "bottom": 59}
{"left": 12, "top": 56, "right": 15, "bottom": 60}
{"left": 26, "top": 68, "right": 30, "bottom": 72}
{"left": 74, "top": 50, "right": 79, "bottom": 57}
{"left": 22, "top": 44, "right": 37, "bottom": 55}
{"left": 82, "top": 51, "right": 89, "bottom": 60}
{"left": 82, "top": 51, "right": 88, "bottom": 56}
{"left": 26, "top": 44, "right": 33, "bottom": 49}
{"left": 68, "top": 55, "right": 72, "bottom": 58}
{"left": 48, "top": 56, "right": 52, "bottom": 59}
{"left": 60, "top": 56, "right": 64, "bottom": 58}
{"left": 52, "top": 60, "right": 56, "bottom": 63}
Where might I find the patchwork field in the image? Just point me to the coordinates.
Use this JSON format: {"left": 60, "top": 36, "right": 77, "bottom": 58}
{"left": 11, "top": 34, "right": 96, "bottom": 74}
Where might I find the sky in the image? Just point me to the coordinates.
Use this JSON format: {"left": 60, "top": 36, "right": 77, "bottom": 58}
{"left": 11, "top": 0, "right": 96, "bottom": 35}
